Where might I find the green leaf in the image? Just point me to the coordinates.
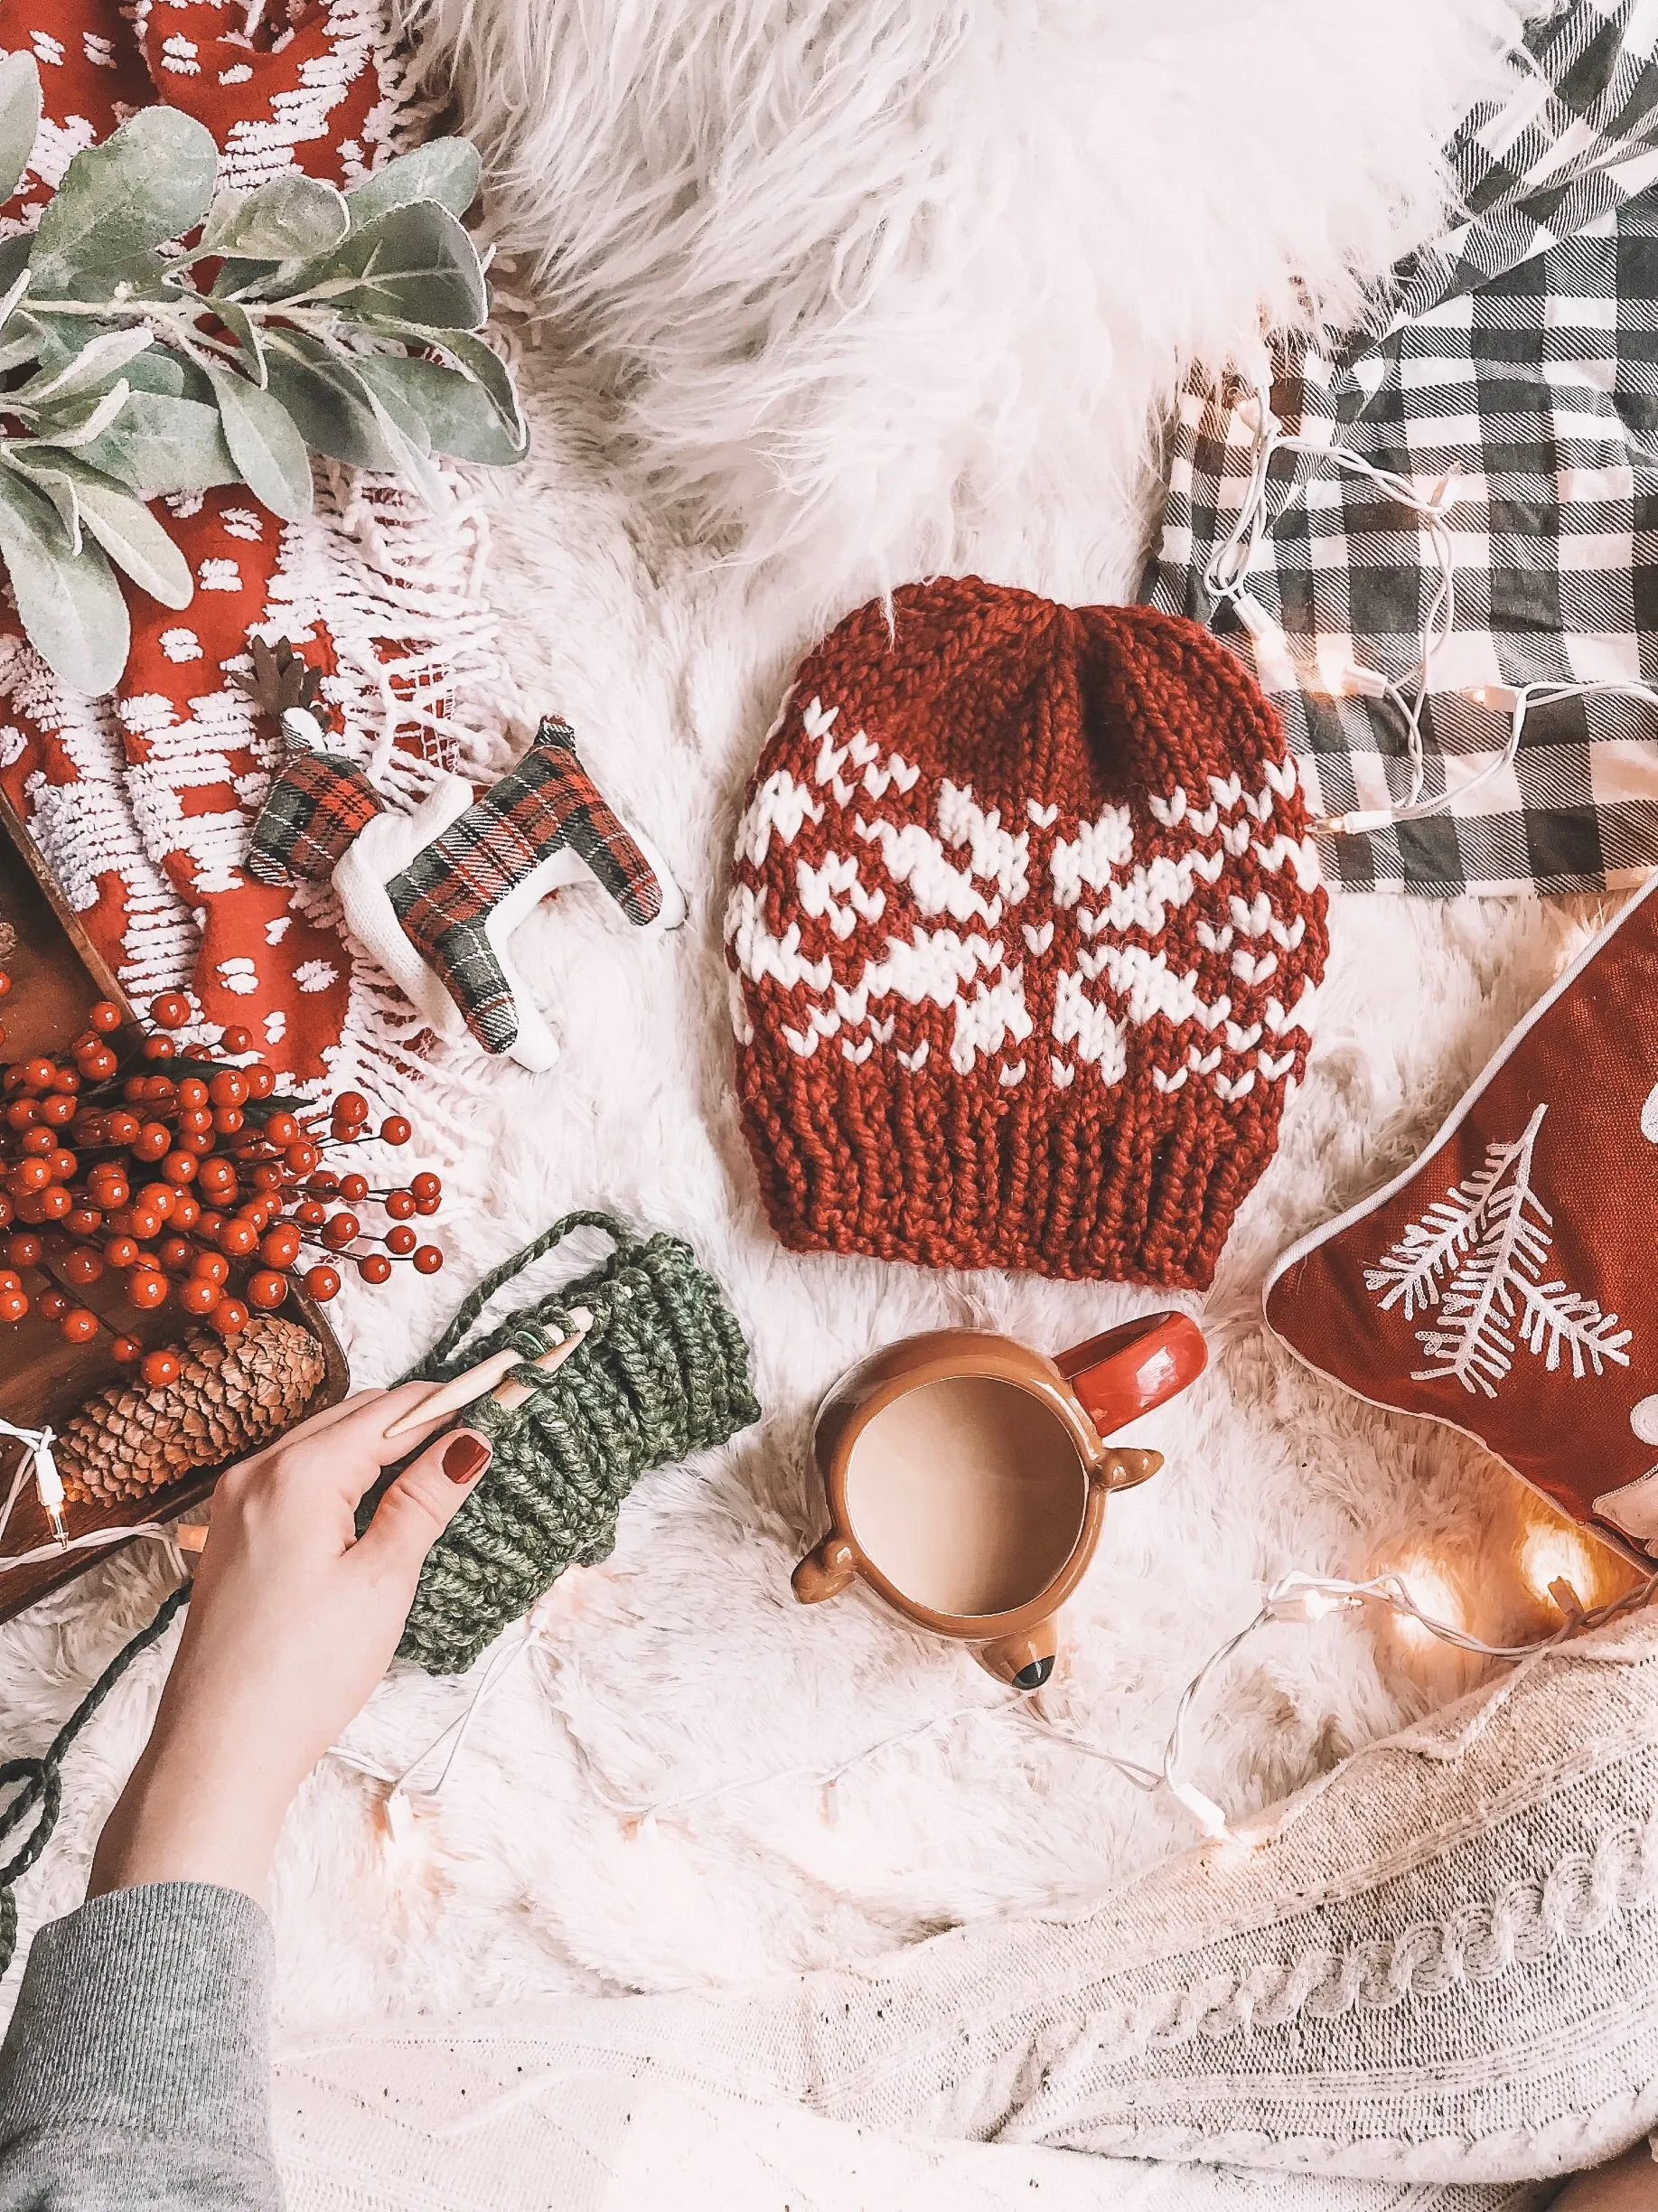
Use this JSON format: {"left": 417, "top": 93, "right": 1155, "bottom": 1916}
{"left": 0, "top": 52, "right": 40, "bottom": 211}
{"left": 14, "top": 325, "right": 153, "bottom": 409}
{"left": 5, "top": 440, "right": 197, "bottom": 614}
{"left": 0, "top": 270, "right": 39, "bottom": 375}
{"left": 199, "top": 176, "right": 350, "bottom": 264}
{"left": 442, "top": 332, "right": 527, "bottom": 455}
{"left": 63, "top": 462, "right": 194, "bottom": 608}
{"left": 0, "top": 265, "right": 30, "bottom": 334}
{"left": 6, "top": 455, "right": 82, "bottom": 550}
{"left": 357, "top": 379, "right": 448, "bottom": 510}
{"left": 195, "top": 188, "right": 248, "bottom": 257}
{"left": 120, "top": 347, "right": 190, "bottom": 400}
{"left": 351, "top": 350, "right": 525, "bottom": 464}
{"left": 0, "top": 307, "right": 71, "bottom": 377}
{"left": 209, "top": 255, "right": 273, "bottom": 301}
{"left": 30, "top": 107, "right": 218, "bottom": 295}
{"left": 204, "top": 361, "right": 313, "bottom": 521}
{"left": 6, "top": 449, "right": 192, "bottom": 606}
{"left": 345, "top": 140, "right": 481, "bottom": 227}
{"left": 66, "top": 250, "right": 170, "bottom": 305}
{"left": 73, "top": 391, "right": 239, "bottom": 495}
{"left": 348, "top": 355, "right": 430, "bottom": 451}
{"left": 309, "top": 201, "right": 486, "bottom": 330}
{"left": 361, "top": 319, "right": 527, "bottom": 455}
{"left": 39, "top": 380, "right": 134, "bottom": 451}
{"left": 0, "top": 466, "right": 129, "bottom": 695}
{"left": 213, "top": 298, "right": 267, "bottom": 387}
{"left": 263, "top": 333, "right": 397, "bottom": 470}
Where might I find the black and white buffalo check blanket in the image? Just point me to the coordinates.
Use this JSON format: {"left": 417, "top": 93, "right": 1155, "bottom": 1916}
{"left": 1143, "top": 0, "right": 1658, "bottom": 896}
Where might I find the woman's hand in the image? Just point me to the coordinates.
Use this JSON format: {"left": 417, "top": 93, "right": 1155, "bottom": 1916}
{"left": 89, "top": 1384, "right": 492, "bottom": 1905}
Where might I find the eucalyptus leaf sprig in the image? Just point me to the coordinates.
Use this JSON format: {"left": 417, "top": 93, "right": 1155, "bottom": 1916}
{"left": 0, "top": 51, "right": 526, "bottom": 697}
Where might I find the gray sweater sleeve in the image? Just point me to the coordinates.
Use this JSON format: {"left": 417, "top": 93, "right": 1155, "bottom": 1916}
{"left": 0, "top": 1883, "right": 280, "bottom": 2210}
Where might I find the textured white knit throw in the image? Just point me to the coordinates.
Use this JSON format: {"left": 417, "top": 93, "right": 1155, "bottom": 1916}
{"left": 273, "top": 1608, "right": 1658, "bottom": 2206}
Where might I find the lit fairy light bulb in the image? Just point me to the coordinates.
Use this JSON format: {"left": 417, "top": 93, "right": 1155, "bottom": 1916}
{"left": 381, "top": 1786, "right": 415, "bottom": 1855}
{"left": 1290, "top": 1584, "right": 1344, "bottom": 1621}
{"left": 1387, "top": 1556, "right": 1464, "bottom": 1646}
{"left": 1265, "top": 1573, "right": 1360, "bottom": 1624}
{"left": 379, "top": 1786, "right": 435, "bottom": 1883}
{"left": 1519, "top": 1519, "right": 1597, "bottom": 1616}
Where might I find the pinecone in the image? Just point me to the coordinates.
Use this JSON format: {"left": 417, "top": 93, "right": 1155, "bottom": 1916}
{"left": 58, "top": 1316, "right": 328, "bottom": 1505}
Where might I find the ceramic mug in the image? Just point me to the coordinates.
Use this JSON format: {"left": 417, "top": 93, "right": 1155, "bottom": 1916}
{"left": 793, "top": 1311, "right": 1207, "bottom": 1688}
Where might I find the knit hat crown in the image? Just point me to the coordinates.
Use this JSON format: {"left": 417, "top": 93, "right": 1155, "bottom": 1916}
{"left": 725, "top": 577, "right": 1328, "bottom": 1287}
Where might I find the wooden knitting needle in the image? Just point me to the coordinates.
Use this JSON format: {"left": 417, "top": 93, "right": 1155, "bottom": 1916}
{"left": 382, "top": 1349, "right": 524, "bottom": 1441}
{"left": 177, "top": 1347, "right": 539, "bottom": 1530}
{"left": 380, "top": 1310, "right": 595, "bottom": 1439}
{"left": 491, "top": 1310, "right": 594, "bottom": 1411}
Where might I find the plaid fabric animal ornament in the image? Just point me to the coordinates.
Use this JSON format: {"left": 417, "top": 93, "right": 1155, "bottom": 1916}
{"left": 1144, "top": 0, "right": 1658, "bottom": 900}
{"left": 335, "top": 716, "right": 686, "bottom": 1068}
{"left": 1266, "top": 876, "right": 1658, "bottom": 1561}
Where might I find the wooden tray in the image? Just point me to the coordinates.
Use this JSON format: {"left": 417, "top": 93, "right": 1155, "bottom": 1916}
{"left": 0, "top": 785, "right": 349, "bottom": 1624}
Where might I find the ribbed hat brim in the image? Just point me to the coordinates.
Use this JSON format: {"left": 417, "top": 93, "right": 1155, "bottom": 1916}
{"left": 737, "top": 1033, "right": 1276, "bottom": 1289}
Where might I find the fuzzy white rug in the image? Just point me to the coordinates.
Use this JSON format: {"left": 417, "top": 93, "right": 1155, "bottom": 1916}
{"left": 3, "top": 0, "right": 1633, "bottom": 2049}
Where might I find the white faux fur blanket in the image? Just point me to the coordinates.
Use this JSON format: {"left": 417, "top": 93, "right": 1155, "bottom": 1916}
{"left": 4, "top": 0, "right": 1635, "bottom": 2123}
{"left": 397, "top": 0, "right": 1532, "bottom": 593}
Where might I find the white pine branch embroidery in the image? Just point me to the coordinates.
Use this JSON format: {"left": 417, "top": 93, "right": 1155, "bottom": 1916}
{"left": 1363, "top": 1103, "right": 1632, "bottom": 1400}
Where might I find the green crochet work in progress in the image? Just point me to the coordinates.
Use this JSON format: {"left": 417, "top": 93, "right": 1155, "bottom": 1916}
{"left": 388, "top": 1210, "right": 761, "bottom": 1674}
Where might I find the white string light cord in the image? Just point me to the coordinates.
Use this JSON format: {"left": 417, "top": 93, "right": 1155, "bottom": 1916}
{"left": 7, "top": 1410, "right": 1641, "bottom": 1852}
{"left": 333, "top": 1621, "right": 1056, "bottom": 1845}
{"left": 331, "top": 1605, "right": 544, "bottom": 1842}
{"left": 1204, "top": 389, "right": 1658, "bottom": 839}
{"left": 0, "top": 1417, "right": 174, "bottom": 1577}
{"left": 1207, "top": 402, "right": 1462, "bottom": 828}
{"left": 1121, "top": 1564, "right": 1658, "bottom": 1842}
{"left": 333, "top": 1558, "right": 1658, "bottom": 1855}
{"left": 329, "top": 1596, "right": 1023, "bottom": 1842}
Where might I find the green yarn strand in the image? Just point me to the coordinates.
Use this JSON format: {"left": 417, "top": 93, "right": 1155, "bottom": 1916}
{"left": 394, "top": 1214, "right": 758, "bottom": 1674}
{"left": 407, "top": 1209, "right": 637, "bottom": 1382}
{"left": 0, "top": 1579, "right": 192, "bottom": 1975}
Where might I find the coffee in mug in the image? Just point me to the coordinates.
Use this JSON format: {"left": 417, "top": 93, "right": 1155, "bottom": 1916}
{"left": 794, "top": 1311, "right": 1206, "bottom": 1686}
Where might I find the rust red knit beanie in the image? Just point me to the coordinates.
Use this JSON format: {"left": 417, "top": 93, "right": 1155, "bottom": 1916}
{"left": 724, "top": 577, "right": 1329, "bottom": 1287}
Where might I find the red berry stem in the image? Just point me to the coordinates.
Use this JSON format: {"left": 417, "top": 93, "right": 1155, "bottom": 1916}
{"left": 0, "top": 979, "right": 443, "bottom": 1350}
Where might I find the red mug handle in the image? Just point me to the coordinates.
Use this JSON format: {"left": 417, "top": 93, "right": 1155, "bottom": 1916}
{"left": 1055, "top": 1311, "right": 1206, "bottom": 1439}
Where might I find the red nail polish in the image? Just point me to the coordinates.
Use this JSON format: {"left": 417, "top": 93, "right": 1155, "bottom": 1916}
{"left": 443, "top": 1433, "right": 491, "bottom": 1483}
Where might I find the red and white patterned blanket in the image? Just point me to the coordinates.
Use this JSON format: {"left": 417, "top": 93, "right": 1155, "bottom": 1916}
{"left": 0, "top": 0, "right": 513, "bottom": 1089}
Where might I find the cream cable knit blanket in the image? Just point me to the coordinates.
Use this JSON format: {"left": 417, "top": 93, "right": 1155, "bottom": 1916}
{"left": 273, "top": 1608, "right": 1658, "bottom": 2210}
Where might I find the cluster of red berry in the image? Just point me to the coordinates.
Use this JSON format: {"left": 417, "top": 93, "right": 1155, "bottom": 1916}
{"left": 0, "top": 977, "right": 444, "bottom": 1389}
